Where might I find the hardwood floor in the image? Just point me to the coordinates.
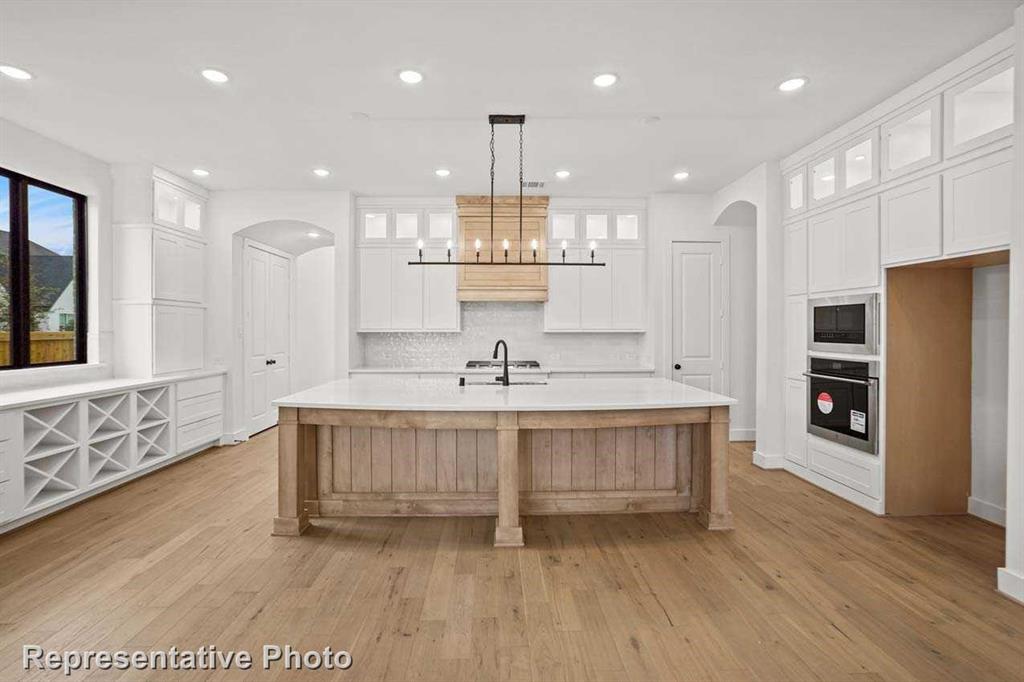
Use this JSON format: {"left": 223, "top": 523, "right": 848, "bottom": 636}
{"left": 0, "top": 430, "right": 1021, "bottom": 681}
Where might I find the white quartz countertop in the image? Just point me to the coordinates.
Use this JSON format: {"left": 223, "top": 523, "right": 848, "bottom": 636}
{"left": 348, "top": 365, "right": 656, "bottom": 375}
{"left": 273, "top": 377, "right": 735, "bottom": 412}
{"left": 0, "top": 368, "right": 227, "bottom": 410}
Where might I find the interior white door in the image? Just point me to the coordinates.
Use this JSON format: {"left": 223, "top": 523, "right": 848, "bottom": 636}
{"left": 244, "top": 242, "right": 292, "bottom": 436}
{"left": 671, "top": 241, "right": 726, "bottom": 393}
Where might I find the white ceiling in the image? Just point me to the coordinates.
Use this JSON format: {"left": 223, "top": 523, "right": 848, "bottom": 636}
{"left": 0, "top": 1, "right": 1018, "bottom": 196}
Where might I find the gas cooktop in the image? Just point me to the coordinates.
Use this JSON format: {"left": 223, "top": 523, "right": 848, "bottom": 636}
{"left": 465, "top": 360, "right": 541, "bottom": 369}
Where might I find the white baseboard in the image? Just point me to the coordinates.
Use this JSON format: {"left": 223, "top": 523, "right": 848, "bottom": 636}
{"left": 228, "top": 428, "right": 249, "bottom": 443}
{"left": 997, "top": 568, "right": 1024, "bottom": 606}
{"left": 730, "top": 428, "right": 756, "bottom": 442}
{"left": 783, "top": 460, "right": 885, "bottom": 515}
{"left": 752, "top": 450, "right": 785, "bottom": 469}
{"left": 968, "top": 496, "right": 1006, "bottom": 526}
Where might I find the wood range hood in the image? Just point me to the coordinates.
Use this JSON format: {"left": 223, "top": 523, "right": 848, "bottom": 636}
{"left": 456, "top": 195, "right": 549, "bottom": 302}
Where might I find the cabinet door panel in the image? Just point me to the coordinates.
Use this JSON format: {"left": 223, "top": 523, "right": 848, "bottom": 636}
{"left": 390, "top": 248, "right": 423, "bottom": 330}
{"left": 358, "top": 249, "right": 392, "bottom": 330}
{"left": 880, "top": 175, "right": 942, "bottom": 265}
{"left": 785, "top": 379, "right": 807, "bottom": 466}
{"left": 545, "top": 248, "right": 582, "bottom": 330}
{"left": 611, "top": 249, "right": 644, "bottom": 330}
{"left": 785, "top": 297, "right": 807, "bottom": 381}
{"left": 153, "top": 306, "right": 181, "bottom": 374}
{"left": 942, "top": 151, "right": 1013, "bottom": 255}
{"left": 423, "top": 247, "right": 458, "bottom": 330}
{"left": 842, "top": 197, "right": 880, "bottom": 289}
{"left": 580, "top": 261, "right": 613, "bottom": 329}
{"left": 807, "top": 210, "right": 843, "bottom": 293}
{"left": 180, "top": 307, "right": 205, "bottom": 372}
{"left": 784, "top": 221, "right": 807, "bottom": 295}
{"left": 179, "top": 239, "right": 205, "bottom": 303}
{"left": 152, "top": 232, "right": 179, "bottom": 300}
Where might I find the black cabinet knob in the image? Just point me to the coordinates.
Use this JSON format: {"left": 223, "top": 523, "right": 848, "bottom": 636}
{"left": 674, "top": 364, "right": 681, "bottom": 370}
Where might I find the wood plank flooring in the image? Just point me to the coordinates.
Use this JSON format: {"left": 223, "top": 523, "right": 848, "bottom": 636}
{"left": 0, "top": 429, "right": 1021, "bottom": 681}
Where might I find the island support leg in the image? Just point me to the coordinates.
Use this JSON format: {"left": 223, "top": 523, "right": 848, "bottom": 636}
{"left": 273, "top": 407, "right": 313, "bottom": 536}
{"left": 696, "top": 405, "right": 734, "bottom": 530}
{"left": 494, "top": 412, "right": 524, "bottom": 547}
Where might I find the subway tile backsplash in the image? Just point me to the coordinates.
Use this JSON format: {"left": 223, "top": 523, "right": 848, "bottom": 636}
{"left": 360, "top": 302, "right": 646, "bottom": 368}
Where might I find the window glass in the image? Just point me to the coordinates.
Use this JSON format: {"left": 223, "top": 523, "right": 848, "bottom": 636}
{"left": 0, "top": 175, "right": 9, "bottom": 367}
{"left": 616, "top": 215, "right": 639, "bottom": 240}
{"left": 585, "top": 214, "right": 608, "bottom": 240}
{"left": 395, "top": 212, "right": 418, "bottom": 239}
{"left": 845, "top": 139, "right": 873, "bottom": 189}
{"left": 551, "top": 214, "right": 576, "bottom": 240}
{"left": 364, "top": 212, "right": 387, "bottom": 239}
{"left": 788, "top": 172, "right": 804, "bottom": 210}
{"left": 888, "top": 109, "right": 932, "bottom": 170}
{"left": 811, "top": 158, "right": 836, "bottom": 200}
{"left": 953, "top": 67, "right": 1014, "bottom": 146}
{"left": 28, "top": 185, "right": 78, "bottom": 364}
{"left": 428, "top": 212, "right": 453, "bottom": 239}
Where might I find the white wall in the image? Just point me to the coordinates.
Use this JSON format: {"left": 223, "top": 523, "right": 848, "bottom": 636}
{"left": 970, "top": 265, "right": 1009, "bottom": 525}
{"left": 294, "top": 246, "right": 336, "bottom": 392}
{"left": 0, "top": 118, "right": 114, "bottom": 391}
{"left": 205, "top": 190, "right": 351, "bottom": 439}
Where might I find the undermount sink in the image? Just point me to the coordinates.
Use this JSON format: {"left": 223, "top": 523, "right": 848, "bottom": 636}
{"left": 459, "top": 379, "right": 548, "bottom": 386}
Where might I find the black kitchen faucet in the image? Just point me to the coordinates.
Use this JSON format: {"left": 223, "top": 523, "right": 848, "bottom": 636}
{"left": 492, "top": 339, "right": 510, "bottom": 386}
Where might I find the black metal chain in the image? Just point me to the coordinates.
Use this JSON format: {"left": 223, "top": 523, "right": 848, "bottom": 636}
{"left": 489, "top": 123, "right": 495, "bottom": 262}
{"left": 518, "top": 123, "right": 524, "bottom": 263}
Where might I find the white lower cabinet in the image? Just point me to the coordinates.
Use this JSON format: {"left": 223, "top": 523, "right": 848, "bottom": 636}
{"left": 881, "top": 175, "right": 942, "bottom": 265}
{"left": 808, "top": 196, "right": 879, "bottom": 293}
{"left": 807, "top": 436, "right": 881, "bottom": 500}
{"left": 942, "top": 149, "right": 1013, "bottom": 255}
{"left": 545, "top": 247, "right": 645, "bottom": 332}
{"left": 153, "top": 229, "right": 204, "bottom": 303}
{"left": 785, "top": 296, "right": 806, "bottom": 381}
{"left": 784, "top": 379, "right": 807, "bottom": 467}
{"left": 358, "top": 247, "right": 458, "bottom": 332}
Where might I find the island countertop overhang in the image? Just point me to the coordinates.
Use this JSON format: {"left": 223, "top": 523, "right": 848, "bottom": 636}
{"left": 272, "top": 377, "right": 737, "bottom": 412}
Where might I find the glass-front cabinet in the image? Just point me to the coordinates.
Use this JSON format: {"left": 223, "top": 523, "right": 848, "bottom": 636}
{"left": 944, "top": 60, "right": 1015, "bottom": 158}
{"left": 842, "top": 131, "right": 878, "bottom": 192}
{"left": 808, "top": 152, "right": 840, "bottom": 208}
{"left": 783, "top": 167, "right": 806, "bottom": 218}
{"left": 881, "top": 97, "right": 941, "bottom": 180}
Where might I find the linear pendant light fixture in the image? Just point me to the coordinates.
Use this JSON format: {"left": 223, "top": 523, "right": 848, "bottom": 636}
{"left": 409, "top": 114, "right": 605, "bottom": 267}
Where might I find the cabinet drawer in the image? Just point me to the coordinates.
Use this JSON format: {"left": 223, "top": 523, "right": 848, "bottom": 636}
{"left": 177, "top": 415, "right": 222, "bottom": 454}
{"left": 0, "top": 436, "right": 9, "bottom": 483}
{"left": 177, "top": 391, "right": 223, "bottom": 427}
{"left": 177, "top": 375, "right": 222, "bottom": 400}
{"left": 807, "top": 437, "right": 880, "bottom": 499}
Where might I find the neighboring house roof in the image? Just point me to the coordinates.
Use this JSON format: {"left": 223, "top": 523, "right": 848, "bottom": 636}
{"left": 0, "top": 231, "right": 74, "bottom": 310}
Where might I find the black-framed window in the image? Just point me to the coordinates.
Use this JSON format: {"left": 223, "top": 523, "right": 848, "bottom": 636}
{"left": 0, "top": 168, "right": 88, "bottom": 370}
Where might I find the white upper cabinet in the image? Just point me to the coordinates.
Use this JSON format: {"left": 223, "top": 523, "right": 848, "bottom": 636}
{"left": 361, "top": 211, "right": 388, "bottom": 241}
{"left": 395, "top": 212, "right": 419, "bottom": 241}
{"left": 584, "top": 213, "right": 609, "bottom": 241}
{"left": 784, "top": 167, "right": 806, "bottom": 218}
{"left": 153, "top": 178, "right": 204, "bottom": 234}
{"left": 881, "top": 97, "right": 941, "bottom": 181}
{"left": 390, "top": 248, "right": 423, "bottom": 330}
{"left": 152, "top": 229, "right": 204, "bottom": 303}
{"left": 427, "top": 212, "right": 454, "bottom": 241}
{"left": 610, "top": 249, "right": 645, "bottom": 330}
{"left": 544, "top": 249, "right": 582, "bottom": 330}
{"left": 808, "top": 152, "right": 840, "bottom": 207}
{"left": 842, "top": 131, "right": 879, "bottom": 193}
{"left": 357, "top": 248, "right": 392, "bottom": 330}
{"left": 784, "top": 220, "right": 807, "bottom": 296}
{"left": 880, "top": 175, "right": 942, "bottom": 265}
{"left": 580, "top": 263, "right": 613, "bottom": 329}
{"left": 808, "top": 196, "right": 879, "bottom": 294}
{"left": 942, "top": 149, "right": 1013, "bottom": 255}
{"left": 944, "top": 61, "right": 1014, "bottom": 158}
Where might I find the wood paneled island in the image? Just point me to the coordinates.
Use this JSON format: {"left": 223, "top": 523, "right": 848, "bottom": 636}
{"left": 272, "top": 378, "right": 736, "bottom": 546}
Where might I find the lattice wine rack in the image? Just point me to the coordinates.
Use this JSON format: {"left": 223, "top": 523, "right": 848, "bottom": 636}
{"left": 22, "top": 401, "right": 81, "bottom": 509}
{"left": 136, "top": 387, "right": 171, "bottom": 466}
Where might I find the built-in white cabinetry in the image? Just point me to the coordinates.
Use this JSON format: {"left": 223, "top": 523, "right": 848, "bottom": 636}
{"left": 785, "top": 297, "right": 807, "bottom": 381}
{"left": 784, "top": 221, "right": 807, "bottom": 295}
{"left": 0, "top": 374, "right": 224, "bottom": 532}
{"left": 153, "top": 174, "right": 204, "bottom": 234}
{"left": 808, "top": 197, "right": 879, "bottom": 294}
{"left": 153, "top": 230, "right": 204, "bottom": 303}
{"left": 807, "top": 436, "right": 881, "bottom": 500}
{"left": 880, "top": 175, "right": 942, "bottom": 265}
{"left": 881, "top": 97, "right": 942, "bottom": 181}
{"left": 785, "top": 379, "right": 807, "bottom": 467}
{"left": 544, "top": 203, "right": 646, "bottom": 332}
{"left": 153, "top": 305, "right": 204, "bottom": 375}
{"left": 842, "top": 131, "right": 879, "bottom": 193}
{"left": 356, "top": 201, "right": 460, "bottom": 332}
{"left": 808, "top": 151, "right": 840, "bottom": 207}
{"left": 784, "top": 168, "right": 806, "bottom": 218}
{"left": 942, "top": 149, "right": 1014, "bottom": 255}
{"left": 943, "top": 61, "right": 1014, "bottom": 158}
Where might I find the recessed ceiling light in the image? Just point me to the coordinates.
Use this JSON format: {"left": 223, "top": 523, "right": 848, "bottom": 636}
{"left": 0, "top": 64, "right": 32, "bottom": 80}
{"left": 307, "top": 231, "right": 320, "bottom": 238}
{"left": 399, "top": 69, "right": 423, "bottom": 84}
{"left": 554, "top": 170, "right": 571, "bottom": 179}
{"left": 192, "top": 168, "right": 210, "bottom": 177}
{"left": 673, "top": 171, "right": 690, "bottom": 181}
{"left": 435, "top": 168, "right": 451, "bottom": 177}
{"left": 778, "top": 76, "right": 808, "bottom": 92}
{"left": 201, "top": 68, "right": 229, "bottom": 84}
{"left": 593, "top": 73, "right": 618, "bottom": 88}
{"left": 312, "top": 168, "right": 331, "bottom": 177}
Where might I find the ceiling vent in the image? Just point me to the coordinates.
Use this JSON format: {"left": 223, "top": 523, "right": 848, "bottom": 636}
{"left": 522, "top": 181, "right": 545, "bottom": 189}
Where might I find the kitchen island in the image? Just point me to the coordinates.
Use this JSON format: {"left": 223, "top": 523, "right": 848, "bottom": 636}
{"left": 272, "top": 377, "right": 736, "bottom": 546}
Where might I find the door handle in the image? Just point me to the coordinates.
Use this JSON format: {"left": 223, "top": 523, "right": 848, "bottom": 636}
{"left": 674, "top": 364, "right": 681, "bottom": 370}
{"left": 266, "top": 359, "right": 276, "bottom": 366}
{"left": 802, "top": 372, "right": 873, "bottom": 386}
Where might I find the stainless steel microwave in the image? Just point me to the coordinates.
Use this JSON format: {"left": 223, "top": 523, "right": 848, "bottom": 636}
{"left": 808, "top": 294, "right": 879, "bottom": 355}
